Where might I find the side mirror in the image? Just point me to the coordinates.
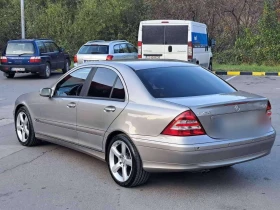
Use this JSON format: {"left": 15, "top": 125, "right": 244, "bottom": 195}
{"left": 59, "top": 47, "right": 65, "bottom": 52}
{"left": 211, "top": 39, "right": 216, "bottom": 47}
{"left": 40, "top": 88, "right": 52, "bottom": 97}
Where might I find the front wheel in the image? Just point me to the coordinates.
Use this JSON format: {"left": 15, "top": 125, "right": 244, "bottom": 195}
{"left": 4, "top": 72, "right": 15, "bottom": 78}
{"left": 108, "top": 134, "right": 150, "bottom": 187}
{"left": 15, "top": 106, "right": 41, "bottom": 146}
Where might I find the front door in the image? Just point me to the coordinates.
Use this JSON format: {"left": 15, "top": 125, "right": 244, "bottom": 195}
{"left": 76, "top": 67, "right": 128, "bottom": 151}
{"left": 36, "top": 67, "right": 92, "bottom": 143}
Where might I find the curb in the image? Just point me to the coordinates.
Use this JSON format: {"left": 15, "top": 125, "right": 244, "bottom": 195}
{"left": 214, "top": 71, "right": 280, "bottom": 76}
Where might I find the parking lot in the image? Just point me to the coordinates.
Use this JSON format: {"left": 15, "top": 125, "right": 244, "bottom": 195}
{"left": 0, "top": 73, "right": 279, "bottom": 210}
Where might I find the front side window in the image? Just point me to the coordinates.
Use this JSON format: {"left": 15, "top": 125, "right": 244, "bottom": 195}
{"left": 87, "top": 68, "right": 125, "bottom": 100}
{"left": 5, "top": 42, "right": 35, "bottom": 55}
{"left": 127, "top": 44, "right": 137, "bottom": 53}
{"left": 54, "top": 68, "right": 92, "bottom": 97}
{"left": 120, "top": 44, "right": 129, "bottom": 53}
{"left": 136, "top": 66, "right": 236, "bottom": 98}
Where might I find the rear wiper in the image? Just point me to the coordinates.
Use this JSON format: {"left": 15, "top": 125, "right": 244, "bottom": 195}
{"left": 18, "top": 53, "right": 33, "bottom": 56}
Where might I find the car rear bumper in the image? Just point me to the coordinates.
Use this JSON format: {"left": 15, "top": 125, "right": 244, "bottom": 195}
{"left": 0, "top": 64, "right": 45, "bottom": 73}
{"left": 132, "top": 130, "right": 276, "bottom": 172}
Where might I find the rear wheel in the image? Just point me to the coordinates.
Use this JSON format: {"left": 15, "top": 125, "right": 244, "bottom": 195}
{"left": 15, "top": 106, "right": 41, "bottom": 146}
{"left": 108, "top": 134, "right": 150, "bottom": 187}
{"left": 4, "top": 72, "right": 15, "bottom": 78}
{"left": 41, "top": 63, "right": 51, "bottom": 79}
{"left": 62, "top": 59, "right": 70, "bottom": 74}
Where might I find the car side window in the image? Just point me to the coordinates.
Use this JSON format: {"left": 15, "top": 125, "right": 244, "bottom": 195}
{"left": 114, "top": 44, "right": 120, "bottom": 53}
{"left": 127, "top": 44, "right": 137, "bottom": 53}
{"left": 50, "top": 42, "right": 59, "bottom": 52}
{"left": 87, "top": 68, "right": 125, "bottom": 100}
{"left": 44, "top": 42, "right": 53, "bottom": 53}
{"left": 120, "top": 44, "right": 129, "bottom": 53}
{"left": 36, "top": 41, "right": 47, "bottom": 53}
{"left": 111, "top": 77, "right": 125, "bottom": 100}
{"left": 54, "top": 68, "right": 92, "bottom": 97}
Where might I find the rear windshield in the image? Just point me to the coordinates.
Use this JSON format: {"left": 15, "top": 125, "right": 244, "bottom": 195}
{"left": 5, "top": 42, "right": 35, "bottom": 55}
{"left": 136, "top": 66, "right": 236, "bottom": 98}
{"left": 78, "top": 45, "right": 109, "bottom": 54}
{"left": 142, "top": 25, "right": 188, "bottom": 45}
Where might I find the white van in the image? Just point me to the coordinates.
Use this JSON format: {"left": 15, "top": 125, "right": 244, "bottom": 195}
{"left": 138, "top": 20, "right": 215, "bottom": 70}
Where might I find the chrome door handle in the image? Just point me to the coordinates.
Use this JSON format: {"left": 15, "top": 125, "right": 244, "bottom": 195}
{"left": 104, "top": 106, "right": 116, "bottom": 112}
{"left": 67, "top": 102, "right": 76, "bottom": 108}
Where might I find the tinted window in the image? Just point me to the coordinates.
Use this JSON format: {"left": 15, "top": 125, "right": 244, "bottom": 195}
{"left": 165, "top": 26, "right": 188, "bottom": 45}
{"left": 120, "top": 44, "right": 129, "bottom": 53}
{"left": 127, "top": 44, "right": 137, "bottom": 53}
{"left": 78, "top": 45, "right": 109, "bottom": 54}
{"left": 54, "top": 68, "right": 91, "bottom": 97}
{"left": 5, "top": 42, "right": 35, "bottom": 55}
{"left": 111, "top": 78, "right": 125, "bottom": 100}
{"left": 50, "top": 42, "right": 59, "bottom": 52}
{"left": 142, "top": 26, "right": 164, "bottom": 44}
{"left": 36, "top": 41, "right": 47, "bottom": 53}
{"left": 136, "top": 66, "right": 236, "bottom": 98}
{"left": 44, "top": 42, "right": 56, "bottom": 53}
{"left": 114, "top": 44, "right": 120, "bottom": 53}
{"left": 87, "top": 68, "right": 117, "bottom": 98}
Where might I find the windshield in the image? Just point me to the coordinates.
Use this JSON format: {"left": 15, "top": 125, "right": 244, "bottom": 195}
{"left": 5, "top": 42, "right": 35, "bottom": 55}
{"left": 136, "top": 66, "right": 236, "bottom": 98}
{"left": 78, "top": 45, "right": 109, "bottom": 54}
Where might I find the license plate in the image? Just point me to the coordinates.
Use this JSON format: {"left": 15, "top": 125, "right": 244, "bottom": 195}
{"left": 146, "top": 56, "right": 160, "bottom": 59}
{"left": 11, "top": 68, "right": 25, "bottom": 71}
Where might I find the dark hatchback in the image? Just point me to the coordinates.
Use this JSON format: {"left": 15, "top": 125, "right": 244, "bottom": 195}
{"left": 0, "top": 39, "right": 71, "bottom": 79}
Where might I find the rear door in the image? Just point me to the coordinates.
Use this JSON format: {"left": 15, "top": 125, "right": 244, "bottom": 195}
{"left": 44, "top": 42, "right": 59, "bottom": 69}
{"left": 142, "top": 25, "right": 165, "bottom": 59}
{"left": 76, "top": 67, "right": 128, "bottom": 151}
{"left": 164, "top": 25, "right": 188, "bottom": 61}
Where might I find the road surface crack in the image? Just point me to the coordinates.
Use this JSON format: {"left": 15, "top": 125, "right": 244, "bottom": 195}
{"left": 0, "top": 146, "right": 59, "bottom": 175}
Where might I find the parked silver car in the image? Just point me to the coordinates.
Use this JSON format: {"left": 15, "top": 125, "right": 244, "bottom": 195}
{"left": 14, "top": 60, "right": 276, "bottom": 187}
{"left": 73, "top": 40, "right": 138, "bottom": 66}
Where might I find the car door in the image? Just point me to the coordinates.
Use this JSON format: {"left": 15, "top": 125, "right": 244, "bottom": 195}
{"left": 164, "top": 25, "right": 188, "bottom": 61}
{"left": 76, "top": 67, "right": 128, "bottom": 151}
{"left": 36, "top": 67, "right": 93, "bottom": 143}
{"left": 51, "top": 42, "right": 65, "bottom": 69}
{"left": 119, "top": 44, "right": 130, "bottom": 60}
{"left": 127, "top": 43, "right": 138, "bottom": 59}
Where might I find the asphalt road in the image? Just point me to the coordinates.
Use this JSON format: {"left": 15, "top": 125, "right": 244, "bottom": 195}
{"left": 0, "top": 73, "right": 279, "bottom": 210}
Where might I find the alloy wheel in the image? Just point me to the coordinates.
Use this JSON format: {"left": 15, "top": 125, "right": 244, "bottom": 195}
{"left": 16, "top": 112, "right": 30, "bottom": 142}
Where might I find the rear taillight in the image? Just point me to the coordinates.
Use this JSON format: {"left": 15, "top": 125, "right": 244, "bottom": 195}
{"left": 188, "top": 42, "right": 193, "bottom": 60}
{"left": 73, "top": 54, "right": 78, "bottom": 63}
{"left": 29, "top": 56, "right": 41, "bottom": 63}
{"left": 161, "top": 110, "right": 205, "bottom": 136}
{"left": 106, "top": 55, "right": 114, "bottom": 60}
{"left": 266, "top": 101, "right": 272, "bottom": 119}
{"left": 138, "top": 41, "right": 142, "bottom": 59}
{"left": 0, "top": 56, "right": 8, "bottom": 63}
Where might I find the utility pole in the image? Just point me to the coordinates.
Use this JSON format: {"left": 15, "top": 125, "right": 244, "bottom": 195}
{"left": 21, "top": 0, "right": 25, "bottom": 39}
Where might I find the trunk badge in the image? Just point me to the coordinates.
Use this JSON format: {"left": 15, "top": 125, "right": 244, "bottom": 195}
{"left": 234, "top": 105, "right": 241, "bottom": 112}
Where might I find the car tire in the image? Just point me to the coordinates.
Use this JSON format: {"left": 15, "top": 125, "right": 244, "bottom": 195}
{"left": 107, "top": 134, "right": 150, "bottom": 188}
{"left": 4, "top": 72, "right": 15, "bottom": 78}
{"left": 41, "top": 63, "right": 51, "bottom": 79}
{"left": 62, "top": 59, "right": 70, "bottom": 74}
{"left": 15, "top": 106, "right": 41, "bottom": 146}
{"left": 208, "top": 60, "right": 213, "bottom": 71}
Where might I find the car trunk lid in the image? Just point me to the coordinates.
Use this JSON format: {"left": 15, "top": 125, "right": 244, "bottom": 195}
{"left": 161, "top": 91, "right": 270, "bottom": 139}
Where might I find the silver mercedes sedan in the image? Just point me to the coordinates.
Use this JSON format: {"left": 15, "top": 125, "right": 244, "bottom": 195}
{"left": 14, "top": 60, "right": 276, "bottom": 187}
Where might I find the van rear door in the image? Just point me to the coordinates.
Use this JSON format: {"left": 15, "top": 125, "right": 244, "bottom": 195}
{"left": 141, "top": 25, "right": 164, "bottom": 59}
{"left": 164, "top": 25, "right": 188, "bottom": 61}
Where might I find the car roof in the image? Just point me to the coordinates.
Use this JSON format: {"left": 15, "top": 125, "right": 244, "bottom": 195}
{"left": 78, "top": 60, "right": 198, "bottom": 71}
{"left": 8, "top": 39, "right": 52, "bottom": 42}
{"left": 84, "top": 40, "right": 128, "bottom": 46}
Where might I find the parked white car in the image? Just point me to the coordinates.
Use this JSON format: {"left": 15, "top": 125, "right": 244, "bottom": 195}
{"left": 74, "top": 40, "right": 138, "bottom": 66}
{"left": 138, "top": 20, "right": 215, "bottom": 70}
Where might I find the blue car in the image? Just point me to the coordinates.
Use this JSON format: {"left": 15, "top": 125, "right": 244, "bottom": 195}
{"left": 0, "top": 39, "right": 71, "bottom": 79}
